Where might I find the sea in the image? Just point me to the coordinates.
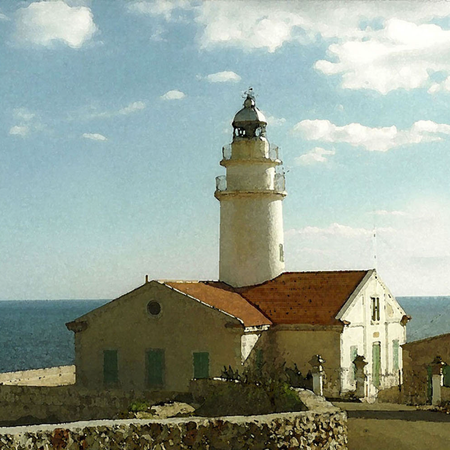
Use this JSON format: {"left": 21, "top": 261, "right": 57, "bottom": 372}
{"left": 0, "top": 297, "right": 449, "bottom": 374}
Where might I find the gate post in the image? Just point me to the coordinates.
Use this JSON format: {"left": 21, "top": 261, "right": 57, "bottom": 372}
{"left": 309, "top": 355, "right": 325, "bottom": 397}
{"left": 353, "top": 355, "right": 368, "bottom": 399}
{"left": 430, "top": 356, "right": 446, "bottom": 406}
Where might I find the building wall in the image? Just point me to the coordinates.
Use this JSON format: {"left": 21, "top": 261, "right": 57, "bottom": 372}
{"left": 340, "top": 272, "right": 407, "bottom": 397}
{"left": 74, "top": 282, "right": 243, "bottom": 391}
{"left": 402, "top": 334, "right": 450, "bottom": 404}
{"left": 260, "top": 327, "right": 342, "bottom": 397}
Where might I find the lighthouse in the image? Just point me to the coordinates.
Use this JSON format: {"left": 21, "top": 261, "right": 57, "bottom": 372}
{"left": 215, "top": 91, "right": 287, "bottom": 287}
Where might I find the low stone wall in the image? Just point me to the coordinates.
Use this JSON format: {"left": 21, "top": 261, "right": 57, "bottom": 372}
{"left": 0, "top": 366, "right": 75, "bottom": 387}
{"left": 0, "top": 410, "right": 347, "bottom": 449}
{"left": 0, "top": 385, "right": 181, "bottom": 426}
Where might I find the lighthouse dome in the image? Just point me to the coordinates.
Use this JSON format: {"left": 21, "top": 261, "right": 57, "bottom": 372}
{"left": 232, "top": 93, "right": 267, "bottom": 139}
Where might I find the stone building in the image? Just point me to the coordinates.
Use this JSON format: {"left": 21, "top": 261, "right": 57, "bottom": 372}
{"left": 67, "top": 92, "right": 408, "bottom": 399}
{"left": 400, "top": 333, "right": 450, "bottom": 404}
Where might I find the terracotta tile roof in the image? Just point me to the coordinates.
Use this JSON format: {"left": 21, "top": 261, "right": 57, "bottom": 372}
{"left": 163, "top": 281, "right": 272, "bottom": 327}
{"left": 233, "top": 271, "right": 370, "bottom": 325}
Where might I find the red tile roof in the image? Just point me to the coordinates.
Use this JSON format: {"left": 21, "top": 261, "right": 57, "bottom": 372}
{"left": 167, "top": 270, "right": 370, "bottom": 327}
{"left": 232, "top": 271, "right": 370, "bottom": 325}
{"left": 164, "top": 281, "right": 272, "bottom": 327}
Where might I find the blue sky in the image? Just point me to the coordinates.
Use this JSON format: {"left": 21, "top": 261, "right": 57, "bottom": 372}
{"left": 2, "top": 0, "right": 450, "bottom": 299}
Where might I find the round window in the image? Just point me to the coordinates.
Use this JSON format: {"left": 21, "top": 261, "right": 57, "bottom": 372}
{"left": 147, "top": 301, "right": 161, "bottom": 316}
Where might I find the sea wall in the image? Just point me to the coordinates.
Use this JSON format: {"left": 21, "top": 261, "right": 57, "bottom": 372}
{"left": 0, "top": 410, "right": 348, "bottom": 450}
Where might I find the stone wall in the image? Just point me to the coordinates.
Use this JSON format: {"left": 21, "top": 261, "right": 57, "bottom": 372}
{"left": 0, "top": 385, "right": 180, "bottom": 426}
{"left": 0, "top": 410, "right": 347, "bottom": 449}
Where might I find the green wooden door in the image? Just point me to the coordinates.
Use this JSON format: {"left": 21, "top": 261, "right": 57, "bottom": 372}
{"left": 372, "top": 343, "right": 381, "bottom": 388}
{"left": 103, "top": 350, "right": 118, "bottom": 384}
{"left": 147, "top": 349, "right": 165, "bottom": 387}
{"left": 443, "top": 365, "right": 450, "bottom": 387}
{"left": 193, "top": 352, "right": 209, "bottom": 379}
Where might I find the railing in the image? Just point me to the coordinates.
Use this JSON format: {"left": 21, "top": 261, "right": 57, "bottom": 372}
{"left": 221, "top": 143, "right": 280, "bottom": 161}
{"left": 215, "top": 174, "right": 286, "bottom": 194}
{"left": 216, "top": 175, "right": 227, "bottom": 192}
{"left": 274, "top": 172, "right": 286, "bottom": 192}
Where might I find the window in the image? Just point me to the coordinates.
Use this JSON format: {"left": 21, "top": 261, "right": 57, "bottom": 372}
{"left": 147, "top": 301, "right": 161, "bottom": 317}
{"left": 393, "top": 340, "right": 399, "bottom": 371}
{"left": 103, "top": 350, "right": 118, "bottom": 385}
{"left": 146, "top": 349, "right": 165, "bottom": 387}
{"left": 279, "top": 244, "right": 284, "bottom": 262}
{"left": 371, "top": 297, "right": 380, "bottom": 322}
{"left": 193, "top": 352, "right": 209, "bottom": 379}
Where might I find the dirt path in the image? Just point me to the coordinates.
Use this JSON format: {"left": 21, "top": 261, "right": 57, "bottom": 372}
{"left": 334, "top": 402, "right": 450, "bottom": 450}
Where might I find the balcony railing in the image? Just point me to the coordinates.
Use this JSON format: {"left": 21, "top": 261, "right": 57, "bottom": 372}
{"left": 222, "top": 143, "right": 280, "bottom": 161}
{"left": 215, "top": 173, "right": 286, "bottom": 195}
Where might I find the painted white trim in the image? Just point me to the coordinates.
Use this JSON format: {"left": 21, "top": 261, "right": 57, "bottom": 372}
{"left": 336, "top": 269, "right": 374, "bottom": 321}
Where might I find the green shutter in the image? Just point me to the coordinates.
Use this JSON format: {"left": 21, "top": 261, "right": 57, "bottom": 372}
{"left": 193, "top": 352, "right": 209, "bottom": 379}
{"left": 372, "top": 343, "right": 381, "bottom": 387}
{"left": 147, "top": 349, "right": 165, "bottom": 387}
{"left": 443, "top": 365, "right": 450, "bottom": 387}
{"left": 103, "top": 350, "right": 118, "bottom": 384}
{"left": 393, "top": 340, "right": 399, "bottom": 371}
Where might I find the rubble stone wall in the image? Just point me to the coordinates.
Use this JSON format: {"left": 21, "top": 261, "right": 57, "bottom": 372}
{"left": 0, "top": 385, "right": 180, "bottom": 426}
{"left": 0, "top": 410, "right": 347, "bottom": 450}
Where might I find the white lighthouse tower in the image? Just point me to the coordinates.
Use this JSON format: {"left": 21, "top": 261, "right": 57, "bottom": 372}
{"left": 215, "top": 91, "right": 287, "bottom": 287}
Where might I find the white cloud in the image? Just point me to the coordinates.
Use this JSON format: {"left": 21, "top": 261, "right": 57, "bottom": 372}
{"left": 285, "top": 200, "right": 450, "bottom": 295}
{"left": 14, "top": 108, "right": 35, "bottom": 121}
{"left": 82, "top": 133, "right": 107, "bottom": 141}
{"left": 0, "top": 10, "right": 9, "bottom": 21}
{"left": 205, "top": 71, "right": 241, "bottom": 83}
{"left": 80, "top": 101, "right": 146, "bottom": 120}
{"left": 118, "top": 101, "right": 146, "bottom": 115}
{"left": 160, "top": 90, "right": 185, "bottom": 100}
{"left": 265, "top": 115, "right": 286, "bottom": 127}
{"left": 15, "top": 1, "right": 97, "bottom": 48}
{"left": 315, "top": 19, "right": 450, "bottom": 94}
{"left": 127, "top": 0, "right": 192, "bottom": 21}
{"left": 295, "top": 147, "right": 335, "bottom": 165}
{"left": 293, "top": 119, "right": 450, "bottom": 152}
{"left": 9, "top": 125, "right": 29, "bottom": 136}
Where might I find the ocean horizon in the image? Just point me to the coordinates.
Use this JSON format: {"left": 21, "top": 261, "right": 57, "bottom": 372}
{"left": 0, "top": 296, "right": 449, "bottom": 374}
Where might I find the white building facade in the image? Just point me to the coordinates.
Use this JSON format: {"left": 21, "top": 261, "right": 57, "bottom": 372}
{"left": 337, "top": 270, "right": 408, "bottom": 398}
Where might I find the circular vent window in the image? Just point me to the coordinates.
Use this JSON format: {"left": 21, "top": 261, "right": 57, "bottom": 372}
{"left": 147, "top": 301, "right": 161, "bottom": 317}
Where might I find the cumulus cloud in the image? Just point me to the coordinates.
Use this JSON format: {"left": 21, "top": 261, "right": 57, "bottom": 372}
{"left": 315, "top": 19, "right": 450, "bottom": 94}
{"left": 15, "top": 1, "right": 97, "bottom": 48}
{"left": 118, "top": 101, "right": 146, "bottom": 115}
{"left": 9, "top": 125, "right": 29, "bottom": 136}
{"left": 160, "top": 90, "right": 185, "bottom": 100}
{"left": 295, "top": 147, "right": 335, "bottom": 165}
{"left": 82, "top": 133, "right": 107, "bottom": 141}
{"left": 293, "top": 119, "right": 450, "bottom": 152}
{"left": 205, "top": 71, "right": 241, "bottom": 83}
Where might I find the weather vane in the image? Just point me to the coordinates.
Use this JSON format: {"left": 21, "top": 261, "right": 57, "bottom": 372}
{"left": 243, "top": 87, "right": 256, "bottom": 100}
